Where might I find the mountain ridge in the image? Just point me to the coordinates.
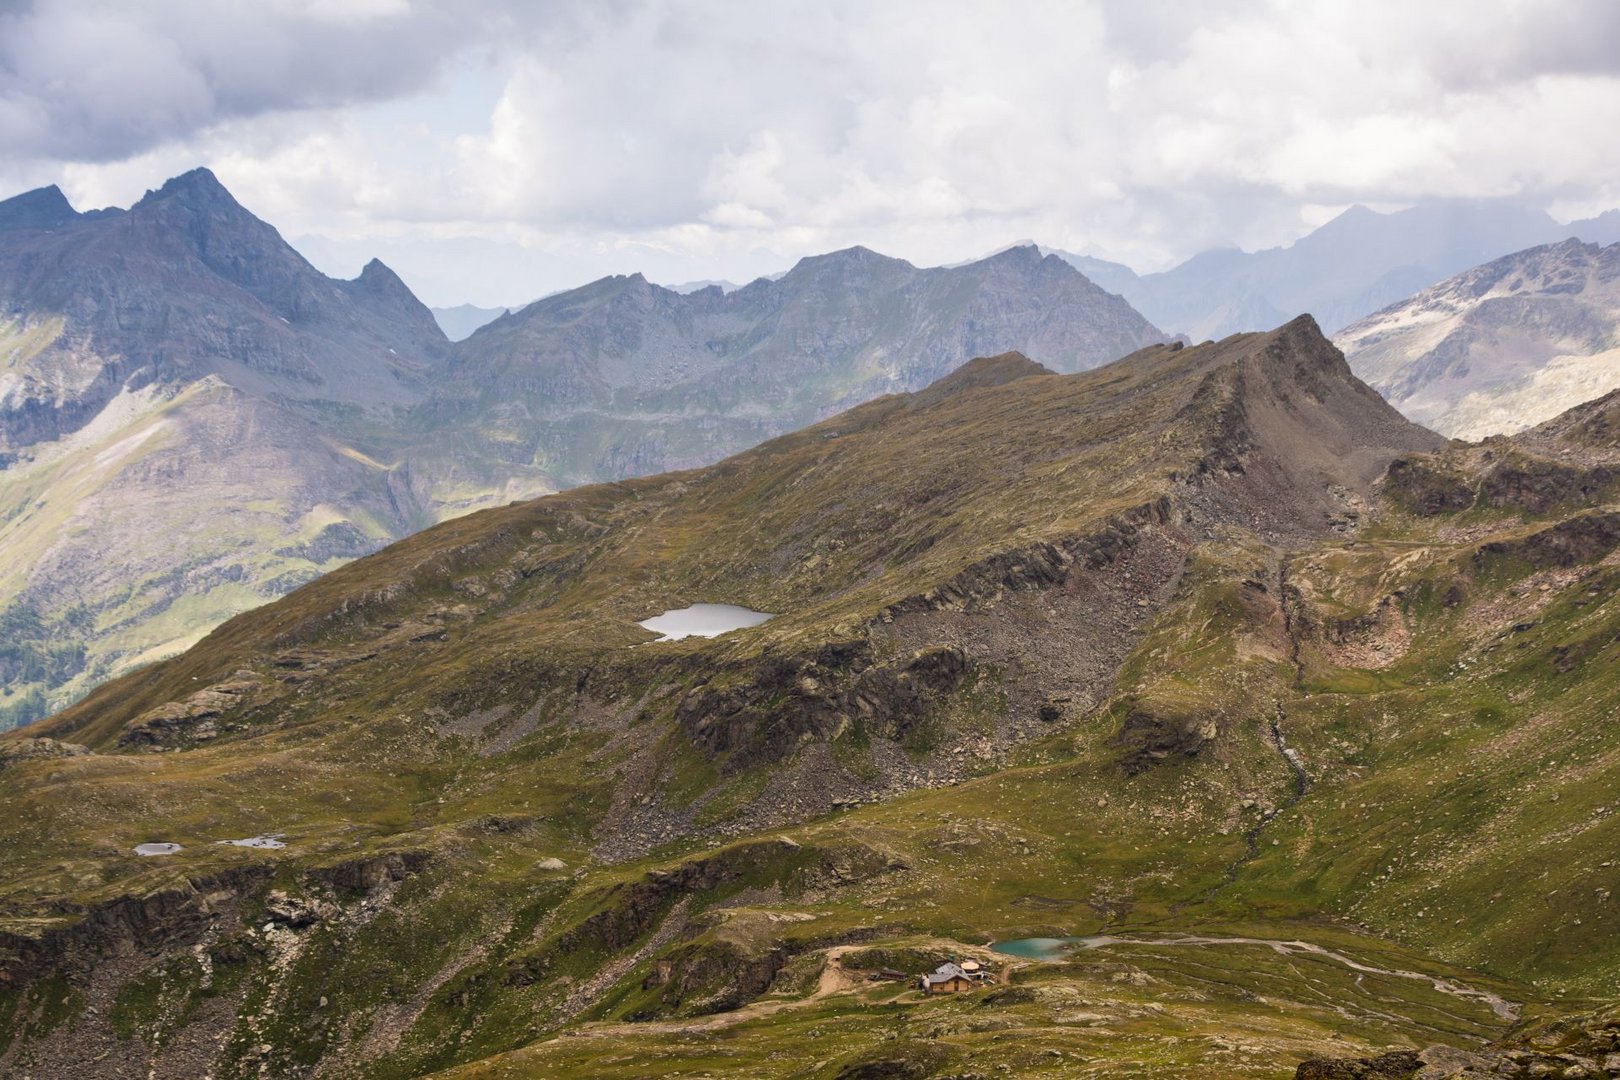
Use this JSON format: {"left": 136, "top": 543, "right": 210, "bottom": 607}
{"left": 0, "top": 172, "right": 1167, "bottom": 730}
{"left": 7, "top": 315, "right": 1620, "bottom": 1078}
{"left": 1336, "top": 237, "right": 1620, "bottom": 438}
{"left": 1049, "top": 199, "right": 1616, "bottom": 341}
{"left": 24, "top": 314, "right": 1437, "bottom": 764}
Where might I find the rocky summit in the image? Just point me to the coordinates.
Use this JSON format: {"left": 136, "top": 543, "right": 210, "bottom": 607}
{"left": 1337, "top": 238, "right": 1620, "bottom": 439}
{"left": 0, "top": 172, "right": 1165, "bottom": 731}
{"left": 6, "top": 315, "right": 1620, "bottom": 1077}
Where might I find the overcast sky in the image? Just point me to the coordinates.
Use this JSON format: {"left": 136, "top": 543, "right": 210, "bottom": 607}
{"left": 3, "top": 0, "right": 1618, "bottom": 306}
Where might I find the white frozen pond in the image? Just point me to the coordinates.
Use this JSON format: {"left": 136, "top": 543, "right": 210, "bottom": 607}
{"left": 637, "top": 603, "right": 775, "bottom": 641}
{"left": 217, "top": 835, "right": 286, "bottom": 849}
{"left": 134, "top": 842, "right": 182, "bottom": 857}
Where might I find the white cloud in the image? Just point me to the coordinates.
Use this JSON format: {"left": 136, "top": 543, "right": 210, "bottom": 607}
{"left": 0, "top": 0, "right": 475, "bottom": 161}
{"left": 3, "top": 0, "right": 1617, "bottom": 301}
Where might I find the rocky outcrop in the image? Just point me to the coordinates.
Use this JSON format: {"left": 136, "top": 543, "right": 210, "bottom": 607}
{"left": 637, "top": 937, "right": 793, "bottom": 1016}
{"left": 1473, "top": 511, "right": 1620, "bottom": 572}
{"left": 117, "top": 672, "right": 266, "bottom": 748}
{"left": 1114, "top": 705, "right": 1219, "bottom": 774}
{"left": 1383, "top": 457, "right": 1477, "bottom": 516}
{"left": 0, "top": 865, "right": 273, "bottom": 990}
{"left": 0, "top": 736, "right": 89, "bottom": 766}
{"left": 1293, "top": 1050, "right": 1422, "bottom": 1079}
{"left": 1480, "top": 455, "right": 1618, "bottom": 514}
{"left": 1296, "top": 1006, "right": 1620, "bottom": 1078}
{"left": 883, "top": 499, "right": 1173, "bottom": 619}
{"left": 305, "top": 849, "right": 432, "bottom": 893}
{"left": 504, "top": 838, "right": 890, "bottom": 990}
{"left": 675, "top": 643, "right": 969, "bottom": 768}
{"left": 1531, "top": 388, "right": 1620, "bottom": 450}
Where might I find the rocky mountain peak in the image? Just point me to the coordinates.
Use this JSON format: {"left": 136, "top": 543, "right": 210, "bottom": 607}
{"left": 127, "top": 165, "right": 300, "bottom": 287}
{"left": 349, "top": 258, "right": 448, "bottom": 340}
{"left": 0, "top": 184, "right": 79, "bottom": 231}
{"left": 354, "top": 256, "right": 423, "bottom": 303}
{"left": 788, "top": 245, "right": 915, "bottom": 280}
{"left": 134, "top": 166, "right": 238, "bottom": 211}
{"left": 1145, "top": 314, "right": 1445, "bottom": 503}
{"left": 980, "top": 242, "right": 1045, "bottom": 266}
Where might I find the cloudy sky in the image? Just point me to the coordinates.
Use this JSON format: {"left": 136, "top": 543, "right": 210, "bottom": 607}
{"left": 3, "top": 0, "right": 1618, "bottom": 306}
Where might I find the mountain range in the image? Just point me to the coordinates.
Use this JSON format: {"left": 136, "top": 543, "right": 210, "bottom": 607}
{"left": 437, "top": 242, "right": 1160, "bottom": 489}
{"left": 1335, "top": 238, "right": 1620, "bottom": 439}
{"left": 4, "top": 317, "right": 1618, "bottom": 1077}
{"left": 1050, "top": 199, "right": 1620, "bottom": 340}
{"left": 0, "top": 170, "right": 1165, "bottom": 730}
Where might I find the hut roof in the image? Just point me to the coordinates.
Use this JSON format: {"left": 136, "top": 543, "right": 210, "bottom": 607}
{"left": 921, "top": 962, "right": 970, "bottom": 987}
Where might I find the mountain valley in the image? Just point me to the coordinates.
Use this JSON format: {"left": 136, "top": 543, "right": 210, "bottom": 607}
{"left": 4, "top": 318, "right": 1620, "bottom": 1077}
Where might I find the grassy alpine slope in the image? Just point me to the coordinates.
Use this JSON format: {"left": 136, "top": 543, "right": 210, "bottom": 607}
{"left": 0, "top": 171, "right": 1165, "bottom": 732}
{"left": 3, "top": 319, "right": 1619, "bottom": 1078}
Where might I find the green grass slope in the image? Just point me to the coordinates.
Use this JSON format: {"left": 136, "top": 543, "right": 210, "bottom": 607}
{"left": 6, "top": 321, "right": 1620, "bottom": 1078}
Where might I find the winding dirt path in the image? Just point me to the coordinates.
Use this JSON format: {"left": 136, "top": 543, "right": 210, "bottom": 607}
{"left": 551, "top": 944, "right": 881, "bottom": 1042}
{"left": 1059, "top": 934, "right": 1520, "bottom": 1022}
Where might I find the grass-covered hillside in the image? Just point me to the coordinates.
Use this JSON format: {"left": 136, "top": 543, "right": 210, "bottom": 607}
{"left": 0, "top": 171, "right": 1164, "bottom": 733}
{"left": 4, "top": 321, "right": 1619, "bottom": 1079}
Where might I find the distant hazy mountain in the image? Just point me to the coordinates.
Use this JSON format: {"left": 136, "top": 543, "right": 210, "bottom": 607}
{"left": 431, "top": 303, "right": 509, "bottom": 341}
{"left": 435, "top": 243, "right": 1166, "bottom": 487}
{"left": 1049, "top": 200, "right": 1612, "bottom": 341}
{"left": 1570, "top": 209, "right": 1620, "bottom": 247}
{"left": 1036, "top": 247, "right": 1144, "bottom": 299}
{"left": 1335, "top": 238, "right": 1620, "bottom": 439}
{"left": 663, "top": 278, "right": 744, "bottom": 294}
{"left": 0, "top": 175, "right": 1165, "bottom": 727}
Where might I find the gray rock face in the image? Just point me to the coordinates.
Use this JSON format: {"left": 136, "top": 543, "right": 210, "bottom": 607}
{"left": 0, "top": 170, "right": 451, "bottom": 727}
{"left": 436, "top": 243, "right": 1164, "bottom": 487}
{"left": 1335, "top": 239, "right": 1620, "bottom": 438}
{"left": 0, "top": 174, "right": 1166, "bottom": 729}
{"left": 0, "top": 185, "right": 80, "bottom": 232}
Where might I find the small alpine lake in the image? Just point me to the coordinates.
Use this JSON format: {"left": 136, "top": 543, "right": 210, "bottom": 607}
{"left": 637, "top": 603, "right": 775, "bottom": 641}
{"left": 988, "top": 936, "right": 1101, "bottom": 959}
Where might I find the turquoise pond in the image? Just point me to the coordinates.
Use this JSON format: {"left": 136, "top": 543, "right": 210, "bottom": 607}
{"left": 989, "top": 937, "right": 1109, "bottom": 959}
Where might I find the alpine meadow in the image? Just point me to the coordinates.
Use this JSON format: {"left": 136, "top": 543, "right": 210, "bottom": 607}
{"left": 4, "top": 4, "right": 1620, "bottom": 1078}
